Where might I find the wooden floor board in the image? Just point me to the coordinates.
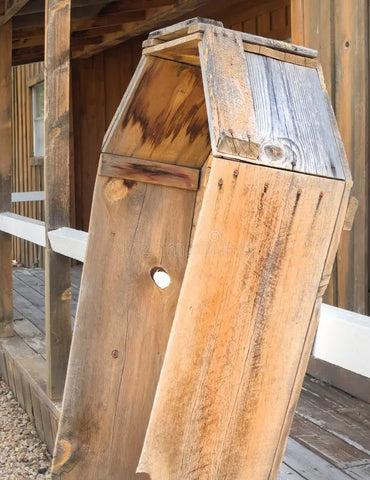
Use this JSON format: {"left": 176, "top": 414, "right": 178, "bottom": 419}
{"left": 3, "top": 267, "right": 369, "bottom": 476}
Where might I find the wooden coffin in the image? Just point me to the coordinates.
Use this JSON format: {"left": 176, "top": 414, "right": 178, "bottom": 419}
{"left": 52, "top": 18, "right": 351, "bottom": 480}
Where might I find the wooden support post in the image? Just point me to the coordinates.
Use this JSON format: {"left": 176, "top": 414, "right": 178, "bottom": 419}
{"left": 44, "top": 0, "right": 72, "bottom": 400}
{"left": 0, "top": 21, "right": 13, "bottom": 338}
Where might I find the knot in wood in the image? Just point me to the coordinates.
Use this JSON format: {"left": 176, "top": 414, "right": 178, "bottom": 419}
{"left": 104, "top": 178, "right": 128, "bottom": 202}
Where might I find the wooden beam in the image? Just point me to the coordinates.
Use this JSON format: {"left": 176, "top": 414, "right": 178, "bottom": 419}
{"left": 0, "top": 0, "right": 29, "bottom": 25}
{"left": 99, "top": 0, "right": 176, "bottom": 14}
{"left": 99, "top": 153, "right": 200, "bottom": 190}
{"left": 44, "top": 0, "right": 72, "bottom": 400}
{"left": 73, "top": 0, "right": 212, "bottom": 58}
{"left": 0, "top": 21, "right": 13, "bottom": 338}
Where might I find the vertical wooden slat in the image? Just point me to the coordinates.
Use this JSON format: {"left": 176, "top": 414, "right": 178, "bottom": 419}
{"left": 334, "top": 0, "right": 368, "bottom": 314}
{"left": 0, "top": 20, "right": 13, "bottom": 338}
{"left": 44, "top": 0, "right": 72, "bottom": 399}
{"left": 291, "top": 0, "right": 369, "bottom": 315}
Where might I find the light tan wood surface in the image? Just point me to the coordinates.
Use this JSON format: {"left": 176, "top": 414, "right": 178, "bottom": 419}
{"left": 44, "top": 0, "right": 72, "bottom": 400}
{"left": 138, "top": 158, "right": 345, "bottom": 480}
{"left": 52, "top": 177, "right": 196, "bottom": 478}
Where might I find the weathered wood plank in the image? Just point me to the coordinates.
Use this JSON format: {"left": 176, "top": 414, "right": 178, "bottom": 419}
{"left": 333, "top": 0, "right": 368, "bottom": 314}
{"left": 44, "top": 0, "right": 72, "bottom": 400}
{"left": 0, "top": 21, "right": 13, "bottom": 338}
{"left": 103, "top": 55, "right": 210, "bottom": 168}
{"left": 290, "top": 416, "right": 370, "bottom": 469}
{"left": 52, "top": 178, "right": 196, "bottom": 479}
{"left": 100, "top": 153, "right": 200, "bottom": 190}
{"left": 0, "top": 0, "right": 29, "bottom": 26}
{"left": 138, "top": 158, "right": 345, "bottom": 479}
{"left": 245, "top": 53, "right": 345, "bottom": 179}
{"left": 243, "top": 42, "right": 318, "bottom": 68}
{"left": 199, "top": 26, "right": 260, "bottom": 160}
{"left": 143, "top": 32, "right": 202, "bottom": 66}
{"left": 284, "top": 438, "right": 355, "bottom": 480}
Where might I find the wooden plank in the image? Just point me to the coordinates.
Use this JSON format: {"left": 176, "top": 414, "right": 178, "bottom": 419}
{"left": 290, "top": 0, "right": 368, "bottom": 316}
{"left": 243, "top": 42, "right": 317, "bottom": 68}
{"left": 52, "top": 178, "right": 196, "bottom": 478}
{"left": 199, "top": 26, "right": 260, "bottom": 160}
{"left": 244, "top": 53, "right": 345, "bottom": 179}
{"left": 138, "top": 158, "right": 345, "bottom": 479}
{"left": 345, "top": 464, "right": 370, "bottom": 480}
{"left": 284, "top": 438, "right": 355, "bottom": 480}
{"left": 103, "top": 56, "right": 210, "bottom": 168}
{"left": 277, "top": 462, "right": 305, "bottom": 480}
{"left": 44, "top": 0, "right": 72, "bottom": 400}
{"left": 12, "top": 291, "right": 45, "bottom": 332}
{"left": 290, "top": 416, "right": 370, "bottom": 469}
{"left": 308, "top": 358, "right": 370, "bottom": 405}
{"left": 100, "top": 152, "right": 200, "bottom": 190}
{"left": 0, "top": 0, "right": 29, "bottom": 25}
{"left": 334, "top": 0, "right": 368, "bottom": 314}
{"left": 14, "top": 318, "right": 46, "bottom": 357}
{"left": 143, "top": 32, "right": 202, "bottom": 66}
{"left": 148, "top": 17, "right": 223, "bottom": 41}
{"left": 0, "top": 21, "right": 13, "bottom": 338}
{"left": 71, "top": 1, "right": 213, "bottom": 58}
{"left": 296, "top": 384, "right": 370, "bottom": 458}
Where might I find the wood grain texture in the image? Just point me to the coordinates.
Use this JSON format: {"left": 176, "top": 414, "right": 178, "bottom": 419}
{"left": 199, "top": 26, "right": 259, "bottom": 160}
{"left": 0, "top": 21, "right": 13, "bottom": 338}
{"left": 100, "top": 153, "right": 200, "bottom": 190}
{"left": 51, "top": 177, "right": 196, "bottom": 479}
{"left": 290, "top": 0, "right": 368, "bottom": 315}
{"left": 139, "top": 158, "right": 345, "bottom": 480}
{"left": 103, "top": 55, "right": 210, "bottom": 167}
{"left": 245, "top": 52, "right": 345, "bottom": 179}
{"left": 143, "top": 32, "right": 202, "bottom": 66}
{"left": 44, "top": 0, "right": 72, "bottom": 400}
{"left": 333, "top": 0, "right": 368, "bottom": 314}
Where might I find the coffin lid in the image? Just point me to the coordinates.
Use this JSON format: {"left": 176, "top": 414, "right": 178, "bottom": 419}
{"left": 102, "top": 18, "right": 350, "bottom": 181}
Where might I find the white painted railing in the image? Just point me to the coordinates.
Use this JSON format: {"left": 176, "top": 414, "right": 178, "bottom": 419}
{"left": 11, "top": 191, "right": 45, "bottom": 202}
{"left": 0, "top": 212, "right": 87, "bottom": 262}
{"left": 0, "top": 212, "right": 45, "bottom": 246}
{"left": 0, "top": 211, "right": 369, "bottom": 378}
{"left": 313, "top": 304, "right": 370, "bottom": 378}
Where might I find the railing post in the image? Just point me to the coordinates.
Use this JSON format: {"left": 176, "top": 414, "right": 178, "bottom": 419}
{"left": 0, "top": 20, "right": 13, "bottom": 338}
{"left": 44, "top": 0, "right": 72, "bottom": 400}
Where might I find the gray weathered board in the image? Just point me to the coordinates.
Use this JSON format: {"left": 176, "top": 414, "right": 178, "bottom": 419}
{"left": 52, "top": 20, "right": 351, "bottom": 480}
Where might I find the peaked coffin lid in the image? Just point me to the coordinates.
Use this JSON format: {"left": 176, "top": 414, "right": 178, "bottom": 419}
{"left": 102, "top": 17, "right": 351, "bottom": 182}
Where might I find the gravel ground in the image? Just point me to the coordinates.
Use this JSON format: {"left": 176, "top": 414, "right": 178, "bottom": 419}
{"left": 0, "top": 377, "right": 51, "bottom": 479}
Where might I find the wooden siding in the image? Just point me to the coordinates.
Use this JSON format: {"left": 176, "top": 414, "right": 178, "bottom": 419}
{"left": 72, "top": 0, "right": 291, "bottom": 231}
{"left": 291, "top": 0, "right": 369, "bottom": 315}
{"left": 11, "top": 61, "right": 44, "bottom": 268}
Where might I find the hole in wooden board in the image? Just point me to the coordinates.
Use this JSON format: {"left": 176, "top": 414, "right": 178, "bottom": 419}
{"left": 151, "top": 267, "right": 171, "bottom": 289}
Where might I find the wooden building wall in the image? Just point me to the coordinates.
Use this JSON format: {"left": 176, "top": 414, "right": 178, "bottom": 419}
{"left": 72, "top": 0, "right": 291, "bottom": 231}
{"left": 11, "top": 62, "right": 44, "bottom": 268}
{"left": 291, "top": 0, "right": 369, "bottom": 315}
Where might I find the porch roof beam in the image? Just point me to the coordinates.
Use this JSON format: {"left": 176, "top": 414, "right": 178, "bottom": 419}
{"left": 0, "top": 0, "right": 29, "bottom": 26}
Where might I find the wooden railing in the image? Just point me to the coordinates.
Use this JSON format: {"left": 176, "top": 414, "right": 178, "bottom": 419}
{"left": 1, "top": 206, "right": 370, "bottom": 387}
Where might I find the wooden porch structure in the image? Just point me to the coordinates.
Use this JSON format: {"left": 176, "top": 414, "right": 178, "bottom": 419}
{"left": 0, "top": 266, "right": 369, "bottom": 479}
{"left": 0, "top": 0, "right": 369, "bottom": 474}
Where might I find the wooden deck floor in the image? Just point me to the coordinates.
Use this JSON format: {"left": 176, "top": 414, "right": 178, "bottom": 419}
{"left": 1, "top": 267, "right": 370, "bottom": 479}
